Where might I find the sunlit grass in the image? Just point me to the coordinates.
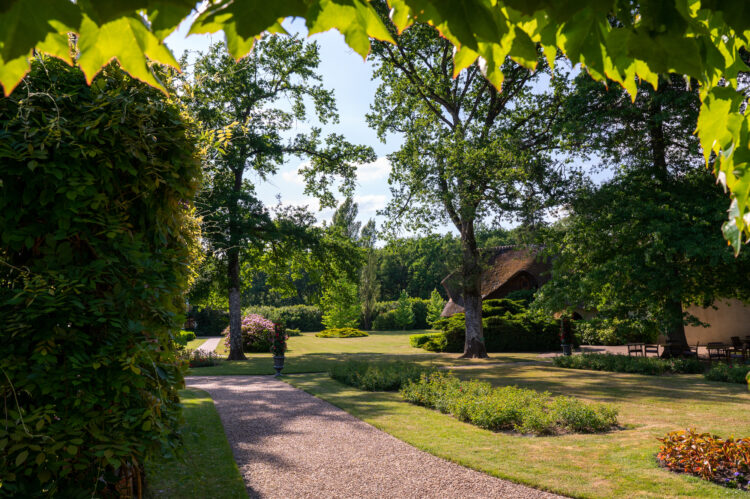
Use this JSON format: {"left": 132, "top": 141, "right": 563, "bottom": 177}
{"left": 144, "top": 388, "right": 245, "bottom": 498}
{"left": 285, "top": 366, "right": 750, "bottom": 498}
{"left": 192, "top": 330, "right": 543, "bottom": 375}
{"left": 185, "top": 338, "right": 207, "bottom": 350}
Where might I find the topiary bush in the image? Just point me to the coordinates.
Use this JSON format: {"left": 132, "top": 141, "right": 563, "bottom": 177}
{"left": 553, "top": 353, "right": 705, "bottom": 375}
{"left": 329, "top": 361, "right": 437, "bottom": 391}
{"left": 0, "top": 59, "right": 201, "bottom": 495}
{"left": 400, "top": 372, "right": 618, "bottom": 435}
{"left": 221, "top": 314, "right": 276, "bottom": 352}
{"left": 704, "top": 363, "right": 750, "bottom": 384}
{"left": 243, "top": 304, "right": 323, "bottom": 332}
{"left": 315, "top": 327, "right": 369, "bottom": 338}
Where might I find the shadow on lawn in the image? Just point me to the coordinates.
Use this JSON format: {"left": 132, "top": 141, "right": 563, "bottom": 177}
{"left": 463, "top": 365, "right": 750, "bottom": 406}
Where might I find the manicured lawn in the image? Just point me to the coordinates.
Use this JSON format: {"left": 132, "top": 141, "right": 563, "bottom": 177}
{"left": 144, "top": 388, "right": 246, "bottom": 498}
{"left": 185, "top": 338, "right": 207, "bottom": 350}
{"left": 191, "top": 330, "right": 542, "bottom": 375}
{"left": 285, "top": 366, "right": 750, "bottom": 498}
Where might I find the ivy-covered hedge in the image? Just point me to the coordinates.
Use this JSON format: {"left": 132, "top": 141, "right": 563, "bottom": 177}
{"left": 426, "top": 299, "right": 561, "bottom": 352}
{"left": 0, "top": 59, "right": 201, "bottom": 495}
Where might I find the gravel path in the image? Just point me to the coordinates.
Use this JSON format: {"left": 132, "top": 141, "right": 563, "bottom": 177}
{"left": 186, "top": 375, "right": 563, "bottom": 499}
{"left": 195, "top": 336, "right": 222, "bottom": 354}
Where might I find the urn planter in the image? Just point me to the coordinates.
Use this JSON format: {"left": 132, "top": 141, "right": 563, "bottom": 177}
{"left": 273, "top": 355, "right": 285, "bottom": 377}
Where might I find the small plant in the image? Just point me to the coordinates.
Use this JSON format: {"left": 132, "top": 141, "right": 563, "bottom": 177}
{"left": 400, "top": 372, "right": 619, "bottom": 436}
{"left": 315, "top": 327, "right": 369, "bottom": 338}
{"left": 657, "top": 429, "right": 750, "bottom": 490}
{"left": 329, "top": 361, "right": 437, "bottom": 391}
{"left": 552, "top": 353, "right": 704, "bottom": 375}
{"left": 704, "top": 363, "right": 750, "bottom": 384}
{"left": 270, "top": 324, "right": 288, "bottom": 357}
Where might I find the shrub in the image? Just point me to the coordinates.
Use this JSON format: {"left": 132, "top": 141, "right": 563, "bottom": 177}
{"left": 315, "top": 327, "right": 369, "bottom": 338}
{"left": 393, "top": 290, "right": 416, "bottom": 329}
{"left": 427, "top": 299, "right": 561, "bottom": 353}
{"left": 270, "top": 325, "right": 288, "bottom": 356}
{"left": 426, "top": 289, "right": 446, "bottom": 327}
{"left": 657, "top": 429, "right": 750, "bottom": 490}
{"left": 177, "top": 349, "right": 220, "bottom": 368}
{"left": 222, "top": 314, "right": 276, "bottom": 352}
{"left": 576, "top": 317, "right": 659, "bottom": 345}
{"left": 409, "top": 333, "right": 444, "bottom": 348}
{"left": 175, "top": 330, "right": 197, "bottom": 346}
{"left": 329, "top": 361, "right": 437, "bottom": 391}
{"left": 243, "top": 305, "right": 322, "bottom": 332}
{"left": 321, "top": 280, "right": 360, "bottom": 329}
{"left": 286, "top": 328, "right": 302, "bottom": 336}
{"left": 704, "top": 363, "right": 750, "bottom": 384}
{"left": 400, "top": 372, "right": 618, "bottom": 435}
{"left": 371, "top": 298, "right": 430, "bottom": 330}
{"left": 188, "top": 307, "right": 229, "bottom": 336}
{"left": 553, "top": 353, "right": 705, "bottom": 375}
{"left": 0, "top": 59, "right": 199, "bottom": 495}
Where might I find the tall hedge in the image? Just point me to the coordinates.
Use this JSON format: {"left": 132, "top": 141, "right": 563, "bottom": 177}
{"left": 0, "top": 59, "right": 201, "bottom": 495}
{"left": 243, "top": 305, "right": 323, "bottom": 332}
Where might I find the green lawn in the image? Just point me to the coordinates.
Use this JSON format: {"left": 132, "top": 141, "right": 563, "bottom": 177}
{"left": 185, "top": 338, "right": 207, "bottom": 350}
{"left": 144, "top": 388, "right": 246, "bottom": 498}
{"left": 190, "top": 330, "right": 542, "bottom": 375}
{"left": 285, "top": 366, "right": 750, "bottom": 498}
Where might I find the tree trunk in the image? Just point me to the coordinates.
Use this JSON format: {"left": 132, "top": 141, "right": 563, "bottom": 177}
{"left": 227, "top": 167, "right": 246, "bottom": 361}
{"left": 664, "top": 299, "right": 689, "bottom": 349}
{"left": 459, "top": 220, "right": 487, "bottom": 359}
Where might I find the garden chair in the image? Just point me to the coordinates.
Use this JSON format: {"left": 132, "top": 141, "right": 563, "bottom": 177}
{"left": 706, "top": 342, "right": 728, "bottom": 364}
{"left": 729, "top": 337, "right": 747, "bottom": 365}
{"left": 644, "top": 344, "right": 659, "bottom": 357}
{"left": 627, "top": 343, "right": 644, "bottom": 357}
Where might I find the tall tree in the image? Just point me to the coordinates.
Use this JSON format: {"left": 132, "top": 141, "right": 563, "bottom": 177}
{"left": 368, "top": 22, "right": 574, "bottom": 357}
{"left": 179, "top": 38, "right": 373, "bottom": 360}
{"left": 359, "top": 219, "right": 380, "bottom": 330}
{"left": 538, "top": 75, "right": 750, "bottom": 349}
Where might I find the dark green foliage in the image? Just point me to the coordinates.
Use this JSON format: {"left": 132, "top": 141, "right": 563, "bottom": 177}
{"left": 329, "top": 361, "right": 437, "bottom": 391}
{"left": 315, "top": 328, "right": 368, "bottom": 338}
{"left": 409, "top": 333, "right": 444, "bottom": 348}
{"left": 553, "top": 354, "right": 705, "bottom": 375}
{"left": 575, "top": 317, "right": 659, "bottom": 345}
{"left": 176, "top": 330, "right": 197, "bottom": 346}
{"left": 286, "top": 328, "right": 302, "bottom": 336}
{"left": 704, "top": 363, "right": 750, "bottom": 384}
{"left": 371, "top": 298, "right": 429, "bottom": 330}
{"left": 244, "top": 305, "right": 323, "bottom": 332}
{"left": 504, "top": 289, "right": 536, "bottom": 306}
{"left": 426, "top": 299, "right": 561, "bottom": 353}
{"left": 188, "top": 308, "right": 229, "bottom": 336}
{"left": 0, "top": 59, "right": 200, "bottom": 495}
{"left": 400, "top": 372, "right": 618, "bottom": 435}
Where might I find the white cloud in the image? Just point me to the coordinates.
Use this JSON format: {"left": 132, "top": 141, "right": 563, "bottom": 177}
{"left": 357, "top": 156, "right": 390, "bottom": 183}
{"left": 354, "top": 193, "right": 388, "bottom": 213}
{"left": 280, "top": 163, "right": 307, "bottom": 185}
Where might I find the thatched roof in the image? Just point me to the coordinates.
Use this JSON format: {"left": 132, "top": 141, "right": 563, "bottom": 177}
{"left": 440, "top": 246, "right": 551, "bottom": 317}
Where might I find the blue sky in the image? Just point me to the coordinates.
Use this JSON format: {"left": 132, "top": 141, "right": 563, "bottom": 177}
{"left": 166, "top": 19, "right": 404, "bottom": 232}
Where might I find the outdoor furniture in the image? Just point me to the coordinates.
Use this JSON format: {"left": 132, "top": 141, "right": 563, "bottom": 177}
{"left": 729, "top": 336, "right": 747, "bottom": 365}
{"left": 627, "top": 343, "right": 644, "bottom": 356}
{"left": 706, "top": 342, "right": 729, "bottom": 363}
{"left": 644, "top": 344, "right": 659, "bottom": 357}
{"left": 662, "top": 342, "right": 698, "bottom": 359}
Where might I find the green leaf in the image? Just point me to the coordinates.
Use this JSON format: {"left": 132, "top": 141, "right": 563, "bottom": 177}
{"left": 306, "top": 0, "right": 395, "bottom": 58}
{"left": 15, "top": 450, "right": 28, "bottom": 467}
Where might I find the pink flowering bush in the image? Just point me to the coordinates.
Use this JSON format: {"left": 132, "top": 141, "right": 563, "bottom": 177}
{"left": 222, "top": 314, "right": 276, "bottom": 352}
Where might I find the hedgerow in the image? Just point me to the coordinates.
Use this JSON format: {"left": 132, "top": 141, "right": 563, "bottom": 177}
{"left": 329, "top": 361, "right": 437, "bottom": 391}
{"left": 552, "top": 353, "right": 705, "bottom": 375}
{"left": 0, "top": 59, "right": 201, "bottom": 496}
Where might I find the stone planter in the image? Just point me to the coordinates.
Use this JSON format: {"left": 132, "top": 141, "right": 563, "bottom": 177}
{"left": 273, "top": 355, "right": 285, "bottom": 377}
{"left": 561, "top": 343, "right": 572, "bottom": 356}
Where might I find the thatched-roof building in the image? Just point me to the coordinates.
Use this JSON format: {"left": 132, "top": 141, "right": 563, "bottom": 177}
{"left": 441, "top": 246, "right": 551, "bottom": 317}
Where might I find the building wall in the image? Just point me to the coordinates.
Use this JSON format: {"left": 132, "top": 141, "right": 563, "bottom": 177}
{"left": 684, "top": 299, "right": 750, "bottom": 345}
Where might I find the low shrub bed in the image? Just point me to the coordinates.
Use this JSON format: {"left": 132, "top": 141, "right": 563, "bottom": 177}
{"left": 315, "top": 327, "right": 368, "bottom": 338}
{"left": 400, "top": 372, "right": 618, "bottom": 435}
{"left": 329, "top": 361, "right": 437, "bottom": 391}
{"left": 657, "top": 429, "right": 749, "bottom": 491}
{"left": 552, "top": 353, "right": 704, "bottom": 375}
{"left": 175, "top": 330, "right": 196, "bottom": 346}
{"left": 178, "top": 349, "right": 220, "bottom": 368}
{"left": 704, "top": 363, "right": 750, "bottom": 384}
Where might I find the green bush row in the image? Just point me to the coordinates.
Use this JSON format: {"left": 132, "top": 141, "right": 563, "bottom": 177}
{"left": 425, "top": 299, "right": 561, "bottom": 353}
{"left": 552, "top": 353, "right": 705, "bottom": 375}
{"left": 329, "top": 361, "right": 438, "bottom": 391}
{"left": 704, "top": 363, "right": 750, "bottom": 384}
{"left": 244, "top": 305, "right": 323, "bottom": 332}
{"left": 400, "top": 372, "right": 619, "bottom": 435}
{"left": 315, "top": 328, "right": 369, "bottom": 338}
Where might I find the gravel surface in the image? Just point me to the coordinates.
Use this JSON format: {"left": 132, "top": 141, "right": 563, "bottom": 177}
{"left": 195, "top": 336, "right": 222, "bottom": 354}
{"left": 186, "top": 375, "right": 564, "bottom": 499}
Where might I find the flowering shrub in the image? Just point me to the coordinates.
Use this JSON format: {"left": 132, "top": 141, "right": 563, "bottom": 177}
{"left": 271, "top": 325, "right": 288, "bottom": 356}
{"left": 400, "top": 372, "right": 618, "bottom": 435}
{"left": 177, "top": 349, "right": 219, "bottom": 368}
{"left": 657, "top": 429, "right": 750, "bottom": 490}
{"left": 222, "top": 314, "right": 276, "bottom": 352}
